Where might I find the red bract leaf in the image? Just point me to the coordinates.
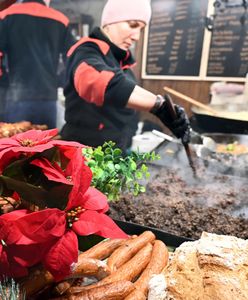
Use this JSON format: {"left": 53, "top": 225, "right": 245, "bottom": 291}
{"left": 72, "top": 210, "right": 127, "bottom": 239}
{"left": 14, "top": 129, "right": 58, "bottom": 145}
{"left": 0, "top": 139, "right": 20, "bottom": 150}
{"left": 15, "top": 209, "right": 66, "bottom": 243}
{"left": 0, "top": 210, "right": 29, "bottom": 244}
{"left": 0, "top": 219, "right": 21, "bottom": 245}
{"left": 0, "top": 248, "right": 28, "bottom": 279}
{"left": 81, "top": 187, "right": 109, "bottom": 213}
{"left": 31, "top": 158, "right": 72, "bottom": 185}
{"left": 53, "top": 145, "right": 79, "bottom": 170}
{"left": 0, "top": 210, "right": 52, "bottom": 247}
{"left": 66, "top": 149, "right": 92, "bottom": 209}
{"left": 1, "top": 128, "right": 58, "bottom": 150}
{"left": 43, "top": 230, "right": 78, "bottom": 281}
{"left": 0, "top": 209, "right": 29, "bottom": 221}
{"left": 0, "top": 129, "right": 59, "bottom": 172}
{"left": 12, "top": 192, "right": 21, "bottom": 201}
{"left": 0, "top": 149, "right": 20, "bottom": 173}
{"left": 52, "top": 140, "right": 85, "bottom": 150}
{"left": 9, "top": 241, "right": 53, "bottom": 267}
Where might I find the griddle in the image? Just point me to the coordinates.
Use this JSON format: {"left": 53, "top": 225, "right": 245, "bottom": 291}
{"left": 142, "top": 150, "right": 248, "bottom": 220}
{"left": 153, "top": 135, "right": 248, "bottom": 178}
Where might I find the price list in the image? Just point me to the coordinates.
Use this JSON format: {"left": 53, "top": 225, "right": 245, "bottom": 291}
{"left": 207, "top": 6, "right": 248, "bottom": 77}
{"left": 146, "top": 0, "right": 208, "bottom": 76}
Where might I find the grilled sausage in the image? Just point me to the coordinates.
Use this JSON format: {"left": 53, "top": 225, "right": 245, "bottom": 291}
{"left": 107, "top": 231, "right": 155, "bottom": 271}
{"left": 67, "top": 243, "right": 153, "bottom": 294}
{"left": 56, "top": 280, "right": 135, "bottom": 300}
{"left": 133, "top": 240, "right": 169, "bottom": 296}
{"left": 70, "top": 258, "right": 111, "bottom": 280}
{"left": 124, "top": 288, "right": 146, "bottom": 300}
{"left": 77, "top": 238, "right": 126, "bottom": 261}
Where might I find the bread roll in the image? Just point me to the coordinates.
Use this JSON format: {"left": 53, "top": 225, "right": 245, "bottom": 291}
{"left": 161, "top": 232, "right": 248, "bottom": 300}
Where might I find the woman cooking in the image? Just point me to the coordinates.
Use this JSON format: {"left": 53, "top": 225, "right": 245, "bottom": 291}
{"left": 61, "top": 0, "right": 191, "bottom": 152}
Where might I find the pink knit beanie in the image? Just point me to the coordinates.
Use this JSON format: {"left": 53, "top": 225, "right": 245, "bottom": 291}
{"left": 101, "top": 0, "right": 152, "bottom": 27}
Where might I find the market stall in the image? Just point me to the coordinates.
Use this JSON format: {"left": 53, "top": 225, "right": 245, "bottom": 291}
{"left": 0, "top": 127, "right": 247, "bottom": 299}
{"left": 1, "top": 0, "right": 248, "bottom": 299}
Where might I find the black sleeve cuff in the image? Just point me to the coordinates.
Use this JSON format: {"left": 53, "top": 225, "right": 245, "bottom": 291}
{"left": 103, "top": 76, "right": 136, "bottom": 108}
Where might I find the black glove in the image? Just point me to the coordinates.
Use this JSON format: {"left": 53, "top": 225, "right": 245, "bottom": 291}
{"left": 151, "top": 95, "right": 191, "bottom": 144}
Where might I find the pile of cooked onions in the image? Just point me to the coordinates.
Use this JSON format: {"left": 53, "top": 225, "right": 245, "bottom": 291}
{"left": 216, "top": 141, "right": 248, "bottom": 155}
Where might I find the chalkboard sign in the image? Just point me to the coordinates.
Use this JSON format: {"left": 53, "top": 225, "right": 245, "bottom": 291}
{"left": 143, "top": 0, "right": 208, "bottom": 78}
{"left": 207, "top": 5, "right": 248, "bottom": 78}
{"left": 142, "top": 0, "right": 248, "bottom": 81}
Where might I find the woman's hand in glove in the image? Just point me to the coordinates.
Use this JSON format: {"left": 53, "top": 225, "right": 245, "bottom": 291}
{"left": 170, "top": 105, "right": 191, "bottom": 144}
{"left": 151, "top": 96, "right": 191, "bottom": 144}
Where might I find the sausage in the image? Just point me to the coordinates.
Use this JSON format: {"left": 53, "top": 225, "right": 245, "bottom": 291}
{"left": 53, "top": 279, "right": 75, "bottom": 296}
{"left": 107, "top": 231, "right": 155, "bottom": 271}
{"left": 133, "top": 240, "right": 169, "bottom": 296}
{"left": 53, "top": 258, "right": 111, "bottom": 295}
{"left": 69, "top": 258, "right": 111, "bottom": 280}
{"left": 21, "top": 267, "right": 54, "bottom": 297}
{"left": 54, "top": 238, "right": 126, "bottom": 295}
{"left": 93, "top": 242, "right": 153, "bottom": 284}
{"left": 124, "top": 289, "right": 146, "bottom": 300}
{"left": 77, "top": 238, "right": 126, "bottom": 261}
{"left": 56, "top": 280, "right": 135, "bottom": 300}
{"left": 67, "top": 242, "right": 153, "bottom": 294}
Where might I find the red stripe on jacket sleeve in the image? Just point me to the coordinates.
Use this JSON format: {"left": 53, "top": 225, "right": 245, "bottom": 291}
{"left": 67, "top": 37, "right": 109, "bottom": 57}
{"left": 74, "top": 62, "right": 115, "bottom": 107}
{"left": 0, "top": 3, "right": 69, "bottom": 26}
{"left": 121, "top": 62, "right": 137, "bottom": 70}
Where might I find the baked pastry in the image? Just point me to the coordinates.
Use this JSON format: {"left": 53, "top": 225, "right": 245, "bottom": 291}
{"left": 151, "top": 232, "right": 248, "bottom": 300}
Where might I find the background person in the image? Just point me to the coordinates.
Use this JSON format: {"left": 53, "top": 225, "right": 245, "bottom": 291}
{"left": 61, "top": 0, "right": 190, "bottom": 152}
{"left": 0, "top": 52, "right": 9, "bottom": 121}
{"left": 0, "top": 0, "right": 75, "bottom": 128}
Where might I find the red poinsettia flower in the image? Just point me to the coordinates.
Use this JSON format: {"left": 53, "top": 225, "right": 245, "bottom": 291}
{"left": 31, "top": 147, "right": 93, "bottom": 210}
{"left": 0, "top": 210, "right": 55, "bottom": 278}
{"left": 0, "top": 129, "right": 83, "bottom": 173}
{"left": 14, "top": 188, "right": 127, "bottom": 281}
{"left": 12, "top": 148, "right": 127, "bottom": 281}
{"left": 0, "top": 129, "right": 128, "bottom": 281}
{"left": 0, "top": 129, "right": 58, "bottom": 153}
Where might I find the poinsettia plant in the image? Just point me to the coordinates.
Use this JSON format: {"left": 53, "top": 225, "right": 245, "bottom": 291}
{"left": 0, "top": 129, "right": 127, "bottom": 282}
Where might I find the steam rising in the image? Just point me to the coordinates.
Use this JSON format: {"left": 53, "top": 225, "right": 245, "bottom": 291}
{"left": 148, "top": 137, "right": 248, "bottom": 218}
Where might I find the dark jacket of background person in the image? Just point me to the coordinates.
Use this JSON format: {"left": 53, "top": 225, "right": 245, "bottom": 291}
{"left": 0, "top": 52, "right": 9, "bottom": 121}
{"left": 61, "top": 27, "right": 139, "bottom": 151}
{"left": 0, "top": 0, "right": 75, "bottom": 127}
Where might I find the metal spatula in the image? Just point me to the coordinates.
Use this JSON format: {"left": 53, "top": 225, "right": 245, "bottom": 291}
{"left": 162, "top": 94, "right": 198, "bottom": 177}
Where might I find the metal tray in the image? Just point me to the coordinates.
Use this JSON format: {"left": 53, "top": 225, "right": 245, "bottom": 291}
{"left": 114, "top": 219, "right": 193, "bottom": 248}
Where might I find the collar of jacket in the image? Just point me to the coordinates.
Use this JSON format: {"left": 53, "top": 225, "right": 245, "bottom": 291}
{"left": 90, "top": 27, "right": 135, "bottom": 65}
{"left": 22, "top": 0, "right": 46, "bottom": 5}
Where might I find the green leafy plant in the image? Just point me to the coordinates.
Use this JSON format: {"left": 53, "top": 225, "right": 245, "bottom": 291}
{"left": 83, "top": 141, "right": 160, "bottom": 200}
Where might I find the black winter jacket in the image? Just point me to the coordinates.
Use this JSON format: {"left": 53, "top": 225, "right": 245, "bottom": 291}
{"left": 61, "top": 27, "right": 139, "bottom": 151}
{"left": 0, "top": 0, "right": 74, "bottom": 101}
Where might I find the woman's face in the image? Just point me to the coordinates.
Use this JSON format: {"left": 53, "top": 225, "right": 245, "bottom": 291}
{"left": 103, "top": 21, "right": 146, "bottom": 51}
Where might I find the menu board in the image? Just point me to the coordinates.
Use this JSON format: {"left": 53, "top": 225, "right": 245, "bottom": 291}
{"left": 144, "top": 0, "right": 208, "bottom": 78}
{"left": 207, "top": 6, "right": 248, "bottom": 78}
{"left": 142, "top": 0, "right": 248, "bottom": 81}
